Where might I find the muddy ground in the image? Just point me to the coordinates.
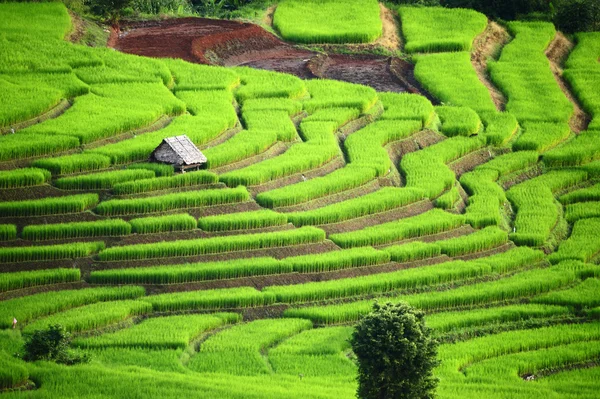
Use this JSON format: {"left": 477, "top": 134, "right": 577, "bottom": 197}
{"left": 111, "top": 17, "right": 430, "bottom": 95}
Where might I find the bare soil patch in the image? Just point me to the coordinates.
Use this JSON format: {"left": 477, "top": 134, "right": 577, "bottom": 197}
{"left": 545, "top": 32, "right": 591, "bottom": 133}
{"left": 471, "top": 21, "right": 510, "bottom": 111}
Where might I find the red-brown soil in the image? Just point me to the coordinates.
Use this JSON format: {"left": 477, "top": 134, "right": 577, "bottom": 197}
{"left": 111, "top": 17, "right": 431, "bottom": 95}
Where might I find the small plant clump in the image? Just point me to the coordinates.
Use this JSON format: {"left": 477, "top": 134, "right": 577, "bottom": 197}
{"left": 23, "top": 324, "right": 89, "bottom": 365}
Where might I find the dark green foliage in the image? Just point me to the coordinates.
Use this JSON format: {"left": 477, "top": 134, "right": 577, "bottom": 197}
{"left": 351, "top": 302, "right": 438, "bottom": 399}
{"left": 554, "top": 0, "right": 600, "bottom": 34}
{"left": 23, "top": 324, "right": 88, "bottom": 365}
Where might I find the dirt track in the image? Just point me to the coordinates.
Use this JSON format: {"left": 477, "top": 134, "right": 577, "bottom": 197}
{"left": 112, "top": 17, "right": 428, "bottom": 94}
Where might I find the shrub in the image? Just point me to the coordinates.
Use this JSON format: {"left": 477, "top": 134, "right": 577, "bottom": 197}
{"left": 23, "top": 324, "right": 89, "bottom": 365}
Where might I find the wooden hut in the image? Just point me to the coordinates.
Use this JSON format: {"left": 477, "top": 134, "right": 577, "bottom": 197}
{"left": 149, "top": 135, "right": 207, "bottom": 172}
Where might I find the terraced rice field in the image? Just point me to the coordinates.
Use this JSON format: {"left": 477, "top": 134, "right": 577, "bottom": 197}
{"left": 1, "top": 2, "right": 599, "bottom": 398}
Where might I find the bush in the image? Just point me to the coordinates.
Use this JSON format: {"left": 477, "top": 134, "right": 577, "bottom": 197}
{"left": 351, "top": 302, "right": 438, "bottom": 399}
{"left": 23, "top": 324, "right": 89, "bottom": 365}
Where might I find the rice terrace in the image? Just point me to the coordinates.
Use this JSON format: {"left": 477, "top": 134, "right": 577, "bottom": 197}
{"left": 1, "top": 0, "right": 600, "bottom": 397}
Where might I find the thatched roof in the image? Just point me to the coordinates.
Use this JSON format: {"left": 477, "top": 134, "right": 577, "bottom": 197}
{"left": 153, "top": 135, "right": 207, "bottom": 166}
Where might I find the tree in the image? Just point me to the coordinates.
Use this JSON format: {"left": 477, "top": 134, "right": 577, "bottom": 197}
{"left": 88, "top": 0, "right": 134, "bottom": 28}
{"left": 23, "top": 324, "right": 88, "bottom": 365}
{"left": 350, "top": 302, "right": 439, "bottom": 399}
{"left": 554, "top": 0, "right": 600, "bottom": 34}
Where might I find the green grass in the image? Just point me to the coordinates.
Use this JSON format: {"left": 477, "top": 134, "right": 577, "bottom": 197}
{"left": 565, "top": 202, "right": 600, "bottom": 223}
{"left": 0, "top": 167, "right": 51, "bottom": 188}
{"left": 0, "top": 224, "right": 17, "bottom": 241}
{"left": 560, "top": 183, "right": 600, "bottom": 205}
{"left": 544, "top": 130, "right": 600, "bottom": 167}
{"left": 282, "top": 247, "right": 390, "bottom": 273}
{"left": 22, "top": 219, "right": 131, "bottom": 240}
{"left": 273, "top": 0, "right": 382, "bottom": 44}
{"left": 98, "top": 226, "right": 326, "bottom": 261}
{"left": 399, "top": 6, "right": 487, "bottom": 53}
{"left": 0, "top": 133, "right": 80, "bottom": 162}
{"left": 533, "top": 278, "right": 600, "bottom": 308}
{"left": 143, "top": 287, "right": 275, "bottom": 311}
{"left": 435, "top": 106, "right": 482, "bottom": 137}
{"left": 378, "top": 92, "right": 435, "bottom": 127}
{"left": 0, "top": 193, "right": 98, "bottom": 217}
{"left": 513, "top": 122, "right": 571, "bottom": 153}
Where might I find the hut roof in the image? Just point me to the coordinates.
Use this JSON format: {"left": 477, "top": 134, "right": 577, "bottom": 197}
{"left": 161, "top": 135, "right": 207, "bottom": 165}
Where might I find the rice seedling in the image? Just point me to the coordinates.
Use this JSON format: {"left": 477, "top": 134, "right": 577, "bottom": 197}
{"left": 0, "top": 193, "right": 98, "bottom": 217}
{"left": 533, "top": 278, "right": 600, "bottom": 308}
{"left": 435, "top": 106, "right": 482, "bottom": 137}
{"left": 273, "top": 0, "right": 382, "bottom": 44}
{"left": 512, "top": 122, "right": 571, "bottom": 153}
{"left": 198, "top": 210, "right": 287, "bottom": 232}
{"left": 0, "top": 224, "right": 17, "bottom": 241}
{"left": 112, "top": 171, "right": 218, "bottom": 195}
{"left": 302, "top": 107, "right": 360, "bottom": 128}
{"left": 286, "top": 187, "right": 425, "bottom": 226}
{"left": 0, "top": 78, "right": 63, "bottom": 128}
{"left": 480, "top": 112, "right": 519, "bottom": 146}
{"left": 560, "top": 183, "right": 600, "bottom": 205}
{"left": 32, "top": 153, "right": 112, "bottom": 175}
{"left": 0, "top": 241, "right": 104, "bottom": 263}
{"left": 2, "top": 71, "right": 90, "bottom": 98}
{"left": 55, "top": 169, "right": 155, "bottom": 190}
{"left": 548, "top": 218, "right": 600, "bottom": 264}
{"left": 284, "top": 266, "right": 576, "bottom": 324}
{"left": 412, "top": 52, "right": 497, "bottom": 114}
{"left": 565, "top": 202, "right": 600, "bottom": 223}
{"left": 282, "top": 247, "right": 390, "bottom": 273}
{"left": 0, "top": 133, "right": 80, "bottom": 162}
{"left": 475, "top": 245, "right": 545, "bottom": 274}
{"left": 426, "top": 304, "right": 570, "bottom": 333}
{"left": 564, "top": 68, "right": 600, "bottom": 131}
{"left": 219, "top": 123, "right": 340, "bottom": 187}
{"left": 126, "top": 162, "right": 174, "bottom": 177}
{"left": 23, "top": 300, "right": 151, "bottom": 334}
{"left": 435, "top": 186, "right": 461, "bottom": 210}
{"left": 543, "top": 130, "right": 600, "bottom": 167}
{"left": 22, "top": 83, "right": 186, "bottom": 144}
{"left": 233, "top": 67, "right": 307, "bottom": 104}
{"left": 399, "top": 6, "right": 487, "bottom": 53}
{"left": 0, "top": 268, "right": 80, "bottom": 292}
{"left": 143, "top": 287, "right": 275, "bottom": 311}
{"left": 330, "top": 208, "right": 466, "bottom": 248}
{"left": 346, "top": 120, "right": 422, "bottom": 176}
{"left": 98, "top": 226, "right": 326, "bottom": 261}
{"left": 269, "top": 326, "right": 356, "bottom": 378}
{"left": 0, "top": 2, "right": 71, "bottom": 41}
{"left": 303, "top": 79, "right": 377, "bottom": 113}
{"left": 188, "top": 318, "right": 313, "bottom": 375}
{"left": 163, "top": 58, "right": 240, "bottom": 91}
{"left": 256, "top": 166, "right": 378, "bottom": 208}
{"left": 384, "top": 241, "right": 442, "bottom": 263}
{"left": 489, "top": 22, "right": 573, "bottom": 124}
{"left": 241, "top": 110, "right": 299, "bottom": 141}
{"left": 476, "top": 150, "right": 539, "bottom": 176}
{"left": 378, "top": 92, "right": 435, "bottom": 127}
{"left": 89, "top": 257, "right": 288, "bottom": 284}
{"left": 22, "top": 219, "right": 131, "bottom": 240}
{"left": 203, "top": 128, "right": 278, "bottom": 170}
{"left": 0, "top": 351, "right": 28, "bottom": 390}
{"left": 129, "top": 213, "right": 197, "bottom": 234}
{"left": 508, "top": 170, "right": 588, "bottom": 246}
{"left": 94, "top": 186, "right": 249, "bottom": 216}
{"left": 75, "top": 313, "right": 239, "bottom": 349}
{"left": 0, "top": 286, "right": 145, "bottom": 328}
{"left": 436, "top": 226, "right": 508, "bottom": 257}
{"left": 400, "top": 136, "right": 486, "bottom": 199}
{"left": 264, "top": 260, "right": 491, "bottom": 303}
{"left": 0, "top": 167, "right": 51, "bottom": 189}
{"left": 241, "top": 98, "right": 303, "bottom": 116}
